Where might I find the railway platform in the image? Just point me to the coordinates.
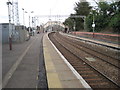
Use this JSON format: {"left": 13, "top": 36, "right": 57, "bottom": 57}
{"left": 61, "top": 32, "right": 119, "bottom": 50}
{"left": 43, "top": 33, "right": 91, "bottom": 88}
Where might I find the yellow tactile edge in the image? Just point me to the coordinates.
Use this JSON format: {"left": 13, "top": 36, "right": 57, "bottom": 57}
{"left": 43, "top": 34, "right": 62, "bottom": 88}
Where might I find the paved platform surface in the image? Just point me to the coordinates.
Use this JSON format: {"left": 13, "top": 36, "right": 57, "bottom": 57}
{"left": 2, "top": 33, "right": 44, "bottom": 88}
{"left": 2, "top": 32, "right": 91, "bottom": 89}
{"left": 43, "top": 33, "right": 87, "bottom": 88}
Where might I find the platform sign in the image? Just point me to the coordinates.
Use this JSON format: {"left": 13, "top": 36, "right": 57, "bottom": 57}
{"left": 92, "top": 24, "right": 95, "bottom": 28}
{"left": 73, "top": 26, "right": 75, "bottom": 30}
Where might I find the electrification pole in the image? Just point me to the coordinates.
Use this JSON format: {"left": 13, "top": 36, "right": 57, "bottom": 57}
{"left": 7, "top": 1, "right": 12, "bottom": 50}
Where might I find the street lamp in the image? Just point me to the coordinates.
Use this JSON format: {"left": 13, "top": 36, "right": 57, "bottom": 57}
{"left": 22, "top": 8, "right": 25, "bottom": 29}
{"left": 92, "top": 6, "right": 99, "bottom": 38}
{"left": 59, "top": 19, "right": 61, "bottom": 31}
{"left": 92, "top": 14, "right": 95, "bottom": 38}
{"left": 6, "top": 0, "right": 12, "bottom": 50}
{"left": 73, "top": 20, "right": 76, "bottom": 31}
{"left": 25, "top": 11, "right": 34, "bottom": 33}
{"left": 83, "top": 16, "right": 86, "bottom": 30}
{"left": 32, "top": 17, "right": 35, "bottom": 30}
{"left": 92, "top": 9, "right": 96, "bottom": 38}
{"left": 73, "top": 19, "right": 76, "bottom": 35}
{"left": 33, "top": 17, "right": 37, "bottom": 29}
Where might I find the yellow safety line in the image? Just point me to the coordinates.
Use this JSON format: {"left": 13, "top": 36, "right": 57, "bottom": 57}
{"left": 43, "top": 35, "right": 62, "bottom": 88}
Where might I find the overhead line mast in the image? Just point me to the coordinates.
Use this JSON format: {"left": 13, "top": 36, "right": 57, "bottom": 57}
{"left": 12, "top": 0, "right": 20, "bottom": 25}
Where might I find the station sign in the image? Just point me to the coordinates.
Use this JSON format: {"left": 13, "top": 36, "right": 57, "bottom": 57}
{"left": 92, "top": 24, "right": 95, "bottom": 28}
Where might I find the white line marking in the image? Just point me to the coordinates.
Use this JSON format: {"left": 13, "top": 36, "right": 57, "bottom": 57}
{"left": 47, "top": 33, "right": 92, "bottom": 89}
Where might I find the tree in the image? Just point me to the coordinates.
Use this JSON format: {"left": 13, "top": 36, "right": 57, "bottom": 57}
{"left": 98, "top": 2, "right": 110, "bottom": 15}
{"left": 85, "top": 1, "right": 120, "bottom": 33}
{"left": 74, "top": 0, "right": 92, "bottom": 16}
{"left": 63, "top": 17, "right": 74, "bottom": 31}
{"left": 109, "top": 1, "right": 120, "bottom": 33}
{"left": 64, "top": 0, "right": 120, "bottom": 33}
{"left": 74, "top": 0, "right": 92, "bottom": 31}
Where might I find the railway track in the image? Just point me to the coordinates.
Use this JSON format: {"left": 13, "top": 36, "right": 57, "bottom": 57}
{"left": 57, "top": 33, "right": 120, "bottom": 69}
{"left": 66, "top": 33, "right": 120, "bottom": 50}
{"left": 48, "top": 32, "right": 120, "bottom": 88}
{"left": 61, "top": 33, "right": 120, "bottom": 60}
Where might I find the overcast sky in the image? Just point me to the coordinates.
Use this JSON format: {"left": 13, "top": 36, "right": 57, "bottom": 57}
{"left": 0, "top": 0, "right": 98, "bottom": 26}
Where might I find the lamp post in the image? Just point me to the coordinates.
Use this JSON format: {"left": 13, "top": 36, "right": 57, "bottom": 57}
{"left": 25, "top": 11, "right": 34, "bottom": 34}
{"left": 73, "top": 19, "right": 76, "bottom": 35}
{"left": 92, "top": 6, "right": 99, "bottom": 38}
{"left": 92, "top": 9, "right": 96, "bottom": 38}
{"left": 34, "top": 17, "right": 38, "bottom": 30}
{"left": 7, "top": 1, "right": 12, "bottom": 50}
{"left": 32, "top": 17, "right": 34, "bottom": 30}
{"left": 59, "top": 19, "right": 61, "bottom": 31}
{"left": 92, "top": 14, "right": 95, "bottom": 38}
{"left": 83, "top": 16, "right": 86, "bottom": 30}
{"left": 22, "top": 8, "right": 25, "bottom": 29}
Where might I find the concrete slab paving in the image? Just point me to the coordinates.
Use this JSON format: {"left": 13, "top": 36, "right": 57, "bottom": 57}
{"left": 3, "top": 33, "right": 44, "bottom": 88}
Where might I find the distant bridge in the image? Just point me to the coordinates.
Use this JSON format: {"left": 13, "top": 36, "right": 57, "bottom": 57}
{"left": 43, "top": 21, "right": 65, "bottom": 28}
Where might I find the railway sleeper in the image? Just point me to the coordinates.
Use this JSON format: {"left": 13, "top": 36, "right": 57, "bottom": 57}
{"left": 90, "top": 82, "right": 118, "bottom": 88}
{"left": 82, "top": 76, "right": 100, "bottom": 80}
{"left": 86, "top": 79, "right": 105, "bottom": 83}
{"left": 89, "top": 82, "right": 108, "bottom": 86}
{"left": 82, "top": 74, "right": 98, "bottom": 77}
{"left": 75, "top": 68, "right": 91, "bottom": 71}
{"left": 72, "top": 65, "right": 87, "bottom": 68}
{"left": 68, "top": 61, "right": 83, "bottom": 64}
{"left": 85, "top": 78, "right": 102, "bottom": 81}
{"left": 78, "top": 70, "right": 94, "bottom": 73}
